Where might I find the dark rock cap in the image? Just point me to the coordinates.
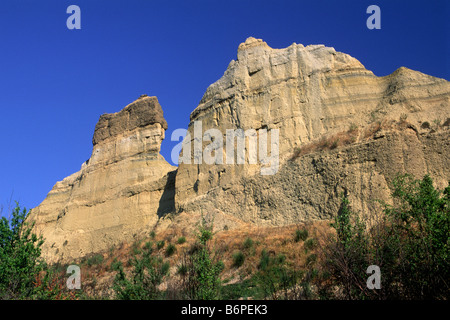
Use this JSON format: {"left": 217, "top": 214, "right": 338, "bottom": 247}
{"left": 92, "top": 95, "right": 168, "bottom": 146}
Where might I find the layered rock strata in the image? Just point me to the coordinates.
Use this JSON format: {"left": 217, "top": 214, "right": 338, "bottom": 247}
{"left": 28, "top": 95, "right": 176, "bottom": 263}
{"left": 174, "top": 37, "right": 450, "bottom": 222}
{"left": 28, "top": 38, "right": 450, "bottom": 263}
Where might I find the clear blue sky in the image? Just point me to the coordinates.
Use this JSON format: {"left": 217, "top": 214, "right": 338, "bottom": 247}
{"left": 0, "top": 0, "right": 448, "bottom": 214}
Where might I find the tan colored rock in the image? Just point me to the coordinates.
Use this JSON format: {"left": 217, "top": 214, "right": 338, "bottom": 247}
{"left": 174, "top": 37, "right": 450, "bottom": 221}
{"left": 28, "top": 38, "right": 450, "bottom": 265}
{"left": 28, "top": 96, "right": 176, "bottom": 263}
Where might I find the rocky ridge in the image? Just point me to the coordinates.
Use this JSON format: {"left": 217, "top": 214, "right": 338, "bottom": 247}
{"left": 28, "top": 38, "right": 450, "bottom": 263}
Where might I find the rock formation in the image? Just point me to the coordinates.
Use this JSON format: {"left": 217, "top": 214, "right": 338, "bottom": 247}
{"left": 28, "top": 38, "right": 450, "bottom": 263}
{"left": 28, "top": 95, "right": 176, "bottom": 263}
{"left": 174, "top": 37, "right": 450, "bottom": 224}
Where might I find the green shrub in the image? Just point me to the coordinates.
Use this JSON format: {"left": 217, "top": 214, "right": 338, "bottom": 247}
{"left": 255, "top": 251, "right": 303, "bottom": 300}
{"left": 304, "top": 238, "right": 317, "bottom": 253}
{"left": 322, "top": 174, "right": 450, "bottom": 300}
{"left": 110, "top": 259, "right": 123, "bottom": 272}
{"left": 86, "top": 254, "right": 104, "bottom": 266}
{"left": 0, "top": 203, "right": 79, "bottom": 300}
{"left": 112, "top": 252, "right": 168, "bottom": 300}
{"left": 305, "top": 254, "right": 317, "bottom": 266}
{"left": 165, "top": 243, "right": 176, "bottom": 257}
{"left": 294, "top": 229, "right": 308, "bottom": 242}
{"left": 243, "top": 237, "right": 254, "bottom": 250}
{"left": 177, "top": 264, "right": 188, "bottom": 276}
{"left": 180, "top": 215, "right": 222, "bottom": 300}
{"left": 177, "top": 236, "right": 186, "bottom": 244}
{"left": 0, "top": 203, "right": 45, "bottom": 299}
{"left": 258, "top": 249, "right": 270, "bottom": 271}
{"left": 156, "top": 240, "right": 165, "bottom": 250}
{"left": 144, "top": 241, "right": 153, "bottom": 252}
{"left": 160, "top": 261, "right": 170, "bottom": 276}
{"left": 232, "top": 251, "right": 245, "bottom": 268}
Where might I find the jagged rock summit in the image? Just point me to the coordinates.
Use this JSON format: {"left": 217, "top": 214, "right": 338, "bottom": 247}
{"left": 28, "top": 38, "right": 450, "bottom": 264}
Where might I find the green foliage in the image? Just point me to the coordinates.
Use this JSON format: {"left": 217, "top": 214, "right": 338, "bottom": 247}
{"left": 243, "top": 237, "right": 254, "bottom": 250}
{"left": 177, "top": 263, "right": 188, "bottom": 276}
{"left": 255, "top": 249, "right": 305, "bottom": 300}
{"left": 220, "top": 278, "right": 259, "bottom": 300}
{"left": 232, "top": 251, "right": 245, "bottom": 268}
{"left": 165, "top": 243, "right": 176, "bottom": 257}
{"left": 112, "top": 250, "right": 169, "bottom": 300}
{"left": 257, "top": 249, "right": 270, "bottom": 271}
{"left": 177, "top": 236, "right": 186, "bottom": 245}
{"left": 86, "top": 254, "right": 104, "bottom": 267}
{"left": 0, "top": 203, "right": 45, "bottom": 299}
{"left": 144, "top": 241, "right": 153, "bottom": 252}
{"left": 323, "top": 174, "right": 450, "bottom": 299}
{"left": 303, "top": 238, "right": 317, "bottom": 253}
{"left": 156, "top": 240, "right": 165, "bottom": 250}
{"left": 294, "top": 228, "right": 308, "bottom": 242}
{"left": 110, "top": 258, "right": 122, "bottom": 272}
{"left": 180, "top": 216, "right": 222, "bottom": 300}
{"left": 196, "top": 215, "right": 214, "bottom": 246}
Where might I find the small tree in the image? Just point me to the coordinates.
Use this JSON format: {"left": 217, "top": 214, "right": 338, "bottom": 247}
{"left": 112, "top": 251, "right": 169, "bottom": 300}
{"left": 0, "top": 203, "right": 45, "bottom": 299}
{"left": 320, "top": 174, "right": 450, "bottom": 300}
{"left": 182, "top": 215, "right": 223, "bottom": 300}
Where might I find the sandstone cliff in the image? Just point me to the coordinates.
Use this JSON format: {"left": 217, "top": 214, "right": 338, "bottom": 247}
{"left": 28, "top": 38, "right": 450, "bottom": 263}
{"left": 28, "top": 95, "right": 176, "bottom": 263}
{"left": 174, "top": 37, "right": 450, "bottom": 224}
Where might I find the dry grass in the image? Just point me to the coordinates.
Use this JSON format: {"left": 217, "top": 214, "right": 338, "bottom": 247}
{"left": 290, "top": 126, "right": 359, "bottom": 160}
{"left": 290, "top": 117, "right": 422, "bottom": 161}
{"left": 72, "top": 220, "right": 334, "bottom": 298}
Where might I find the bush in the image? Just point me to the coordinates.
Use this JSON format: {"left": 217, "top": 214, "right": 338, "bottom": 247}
{"left": 112, "top": 251, "right": 168, "bottom": 300}
{"left": 110, "top": 259, "right": 122, "bottom": 272}
{"left": 243, "top": 237, "right": 254, "bottom": 250}
{"left": 255, "top": 250, "right": 304, "bottom": 300}
{"left": 257, "top": 249, "right": 270, "bottom": 271}
{"left": 86, "top": 254, "right": 104, "bottom": 267}
{"left": 320, "top": 174, "right": 450, "bottom": 300}
{"left": 156, "top": 240, "right": 165, "bottom": 250}
{"left": 0, "top": 203, "right": 45, "bottom": 299}
{"left": 0, "top": 203, "right": 78, "bottom": 300}
{"left": 177, "top": 236, "right": 186, "bottom": 245}
{"left": 179, "top": 215, "right": 222, "bottom": 300}
{"left": 303, "top": 238, "right": 317, "bottom": 253}
{"left": 294, "top": 229, "right": 308, "bottom": 242}
{"left": 165, "top": 243, "right": 176, "bottom": 257}
{"left": 232, "top": 251, "right": 245, "bottom": 268}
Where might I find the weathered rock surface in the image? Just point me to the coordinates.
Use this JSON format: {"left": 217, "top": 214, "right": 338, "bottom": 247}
{"left": 28, "top": 96, "right": 176, "bottom": 263}
{"left": 28, "top": 38, "right": 449, "bottom": 264}
{"left": 174, "top": 37, "right": 450, "bottom": 223}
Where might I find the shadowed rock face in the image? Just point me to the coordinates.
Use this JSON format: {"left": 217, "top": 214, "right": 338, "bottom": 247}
{"left": 28, "top": 37, "right": 450, "bottom": 264}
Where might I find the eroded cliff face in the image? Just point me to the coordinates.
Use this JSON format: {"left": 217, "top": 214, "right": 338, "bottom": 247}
{"left": 28, "top": 95, "right": 176, "bottom": 263}
{"left": 28, "top": 38, "right": 450, "bottom": 264}
{"left": 174, "top": 37, "right": 450, "bottom": 221}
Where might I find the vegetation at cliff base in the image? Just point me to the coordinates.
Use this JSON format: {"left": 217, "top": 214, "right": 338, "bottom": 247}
{"left": 1, "top": 174, "right": 448, "bottom": 300}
